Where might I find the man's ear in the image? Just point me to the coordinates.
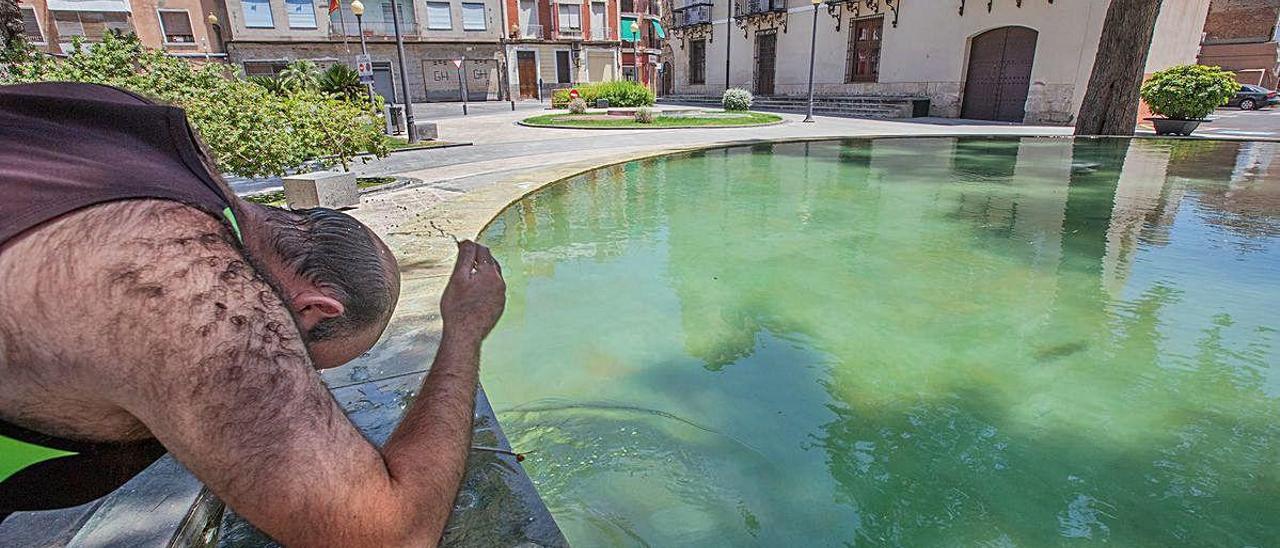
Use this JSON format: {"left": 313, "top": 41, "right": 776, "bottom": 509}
{"left": 291, "top": 290, "right": 345, "bottom": 331}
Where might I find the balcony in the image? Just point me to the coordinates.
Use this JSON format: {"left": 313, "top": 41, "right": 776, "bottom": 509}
{"left": 672, "top": 4, "right": 711, "bottom": 27}
{"left": 519, "top": 23, "right": 544, "bottom": 38}
{"left": 590, "top": 24, "right": 612, "bottom": 40}
{"left": 333, "top": 20, "right": 420, "bottom": 37}
{"left": 741, "top": 0, "right": 785, "bottom": 14}
{"left": 556, "top": 26, "right": 583, "bottom": 39}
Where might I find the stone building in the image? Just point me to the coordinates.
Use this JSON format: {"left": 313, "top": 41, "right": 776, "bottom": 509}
{"left": 221, "top": 0, "right": 507, "bottom": 102}
{"left": 1198, "top": 0, "right": 1280, "bottom": 88}
{"left": 18, "top": 0, "right": 225, "bottom": 59}
{"left": 665, "top": 0, "right": 1210, "bottom": 124}
{"left": 501, "top": 0, "right": 624, "bottom": 99}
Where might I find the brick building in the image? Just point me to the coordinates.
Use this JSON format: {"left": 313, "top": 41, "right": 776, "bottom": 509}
{"left": 619, "top": 0, "right": 661, "bottom": 90}
{"left": 221, "top": 0, "right": 507, "bottom": 102}
{"left": 18, "top": 0, "right": 225, "bottom": 59}
{"left": 502, "top": 0, "right": 623, "bottom": 99}
{"left": 1198, "top": 0, "right": 1280, "bottom": 88}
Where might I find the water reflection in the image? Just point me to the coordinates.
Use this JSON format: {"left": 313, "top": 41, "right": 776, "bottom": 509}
{"left": 480, "top": 138, "right": 1280, "bottom": 546}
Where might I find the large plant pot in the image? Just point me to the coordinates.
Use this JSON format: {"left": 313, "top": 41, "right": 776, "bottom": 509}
{"left": 1148, "top": 117, "right": 1204, "bottom": 136}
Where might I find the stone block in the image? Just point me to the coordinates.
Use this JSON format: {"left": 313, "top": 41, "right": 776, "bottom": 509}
{"left": 282, "top": 170, "right": 359, "bottom": 210}
{"left": 414, "top": 121, "right": 439, "bottom": 141}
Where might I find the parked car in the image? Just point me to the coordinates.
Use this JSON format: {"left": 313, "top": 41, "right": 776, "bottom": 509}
{"left": 1226, "top": 84, "right": 1279, "bottom": 110}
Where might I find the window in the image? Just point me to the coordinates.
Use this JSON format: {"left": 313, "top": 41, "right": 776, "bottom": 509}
{"left": 242, "top": 0, "right": 275, "bottom": 28}
{"left": 381, "top": 1, "right": 417, "bottom": 29}
{"left": 158, "top": 10, "right": 194, "bottom": 43}
{"left": 286, "top": 0, "right": 317, "bottom": 28}
{"left": 845, "top": 17, "right": 882, "bottom": 83}
{"left": 21, "top": 6, "right": 43, "bottom": 43}
{"left": 558, "top": 4, "right": 580, "bottom": 29}
{"left": 556, "top": 50, "right": 572, "bottom": 83}
{"left": 53, "top": 11, "right": 132, "bottom": 39}
{"left": 426, "top": 2, "right": 452, "bottom": 30}
{"left": 622, "top": 65, "right": 637, "bottom": 81}
{"left": 620, "top": 0, "right": 634, "bottom": 13}
{"left": 461, "top": 2, "right": 485, "bottom": 30}
{"left": 243, "top": 60, "right": 289, "bottom": 76}
{"left": 688, "top": 38, "right": 705, "bottom": 84}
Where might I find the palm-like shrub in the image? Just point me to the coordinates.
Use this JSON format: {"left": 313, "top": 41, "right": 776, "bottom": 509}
{"left": 319, "top": 64, "right": 364, "bottom": 102}
{"left": 723, "top": 88, "right": 753, "bottom": 111}
{"left": 1140, "top": 64, "right": 1238, "bottom": 120}
{"left": 568, "top": 97, "right": 588, "bottom": 114}
{"left": 633, "top": 106, "right": 654, "bottom": 123}
{"left": 278, "top": 60, "right": 321, "bottom": 92}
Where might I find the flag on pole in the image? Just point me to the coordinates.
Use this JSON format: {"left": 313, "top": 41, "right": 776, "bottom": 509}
{"left": 329, "top": 0, "right": 339, "bottom": 14}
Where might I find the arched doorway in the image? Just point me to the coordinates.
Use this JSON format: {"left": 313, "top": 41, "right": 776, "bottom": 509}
{"left": 962, "top": 26, "right": 1038, "bottom": 122}
{"left": 661, "top": 62, "right": 674, "bottom": 96}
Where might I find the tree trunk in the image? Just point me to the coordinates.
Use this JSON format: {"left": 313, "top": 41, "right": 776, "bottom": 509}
{"left": 1074, "top": 0, "right": 1164, "bottom": 136}
{"left": 1, "top": 0, "right": 22, "bottom": 53}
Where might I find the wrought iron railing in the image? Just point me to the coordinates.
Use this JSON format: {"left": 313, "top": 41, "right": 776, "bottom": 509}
{"left": 590, "top": 24, "right": 612, "bottom": 40}
{"left": 556, "top": 26, "right": 583, "bottom": 39}
{"left": 520, "top": 23, "right": 544, "bottom": 38}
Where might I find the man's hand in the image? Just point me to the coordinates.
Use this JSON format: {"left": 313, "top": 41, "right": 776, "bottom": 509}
{"left": 440, "top": 240, "right": 506, "bottom": 343}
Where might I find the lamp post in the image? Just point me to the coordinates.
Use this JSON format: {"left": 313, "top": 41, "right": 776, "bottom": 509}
{"left": 388, "top": 0, "right": 418, "bottom": 142}
{"left": 724, "top": 4, "right": 732, "bottom": 92}
{"left": 802, "top": 0, "right": 820, "bottom": 123}
{"left": 350, "top": 0, "right": 378, "bottom": 114}
{"left": 206, "top": 12, "right": 222, "bottom": 54}
{"left": 629, "top": 20, "right": 641, "bottom": 85}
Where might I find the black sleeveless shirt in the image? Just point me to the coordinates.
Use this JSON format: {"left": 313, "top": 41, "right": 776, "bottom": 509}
{"left": 0, "top": 82, "right": 241, "bottom": 521}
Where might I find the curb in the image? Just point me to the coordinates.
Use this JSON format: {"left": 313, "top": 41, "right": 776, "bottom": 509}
{"left": 515, "top": 118, "right": 787, "bottom": 131}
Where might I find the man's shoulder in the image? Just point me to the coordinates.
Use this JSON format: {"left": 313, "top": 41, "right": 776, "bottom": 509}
{"left": 1, "top": 199, "right": 233, "bottom": 259}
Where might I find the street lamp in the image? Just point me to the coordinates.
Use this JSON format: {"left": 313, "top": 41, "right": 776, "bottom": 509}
{"left": 388, "top": 0, "right": 418, "bottom": 142}
{"left": 350, "top": 0, "right": 378, "bottom": 113}
{"left": 629, "top": 20, "right": 640, "bottom": 85}
{"left": 206, "top": 12, "right": 222, "bottom": 53}
{"left": 803, "top": 0, "right": 820, "bottom": 123}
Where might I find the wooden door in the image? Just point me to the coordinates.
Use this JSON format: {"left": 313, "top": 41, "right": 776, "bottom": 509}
{"left": 754, "top": 31, "right": 776, "bottom": 96}
{"left": 517, "top": 51, "right": 538, "bottom": 99}
{"left": 962, "top": 26, "right": 1038, "bottom": 122}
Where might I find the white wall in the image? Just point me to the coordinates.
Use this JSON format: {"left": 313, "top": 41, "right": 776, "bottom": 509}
{"left": 1145, "top": 0, "right": 1213, "bottom": 73}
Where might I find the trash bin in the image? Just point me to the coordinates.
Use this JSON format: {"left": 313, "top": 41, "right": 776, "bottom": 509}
{"left": 385, "top": 104, "right": 406, "bottom": 135}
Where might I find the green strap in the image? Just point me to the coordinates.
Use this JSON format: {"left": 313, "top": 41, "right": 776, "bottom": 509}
{"left": 0, "top": 435, "right": 76, "bottom": 483}
{"left": 222, "top": 207, "right": 244, "bottom": 244}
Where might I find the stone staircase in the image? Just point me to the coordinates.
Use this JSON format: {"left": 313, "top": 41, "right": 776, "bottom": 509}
{"left": 659, "top": 94, "right": 930, "bottom": 119}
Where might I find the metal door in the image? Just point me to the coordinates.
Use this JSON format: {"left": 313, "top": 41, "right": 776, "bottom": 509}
{"left": 517, "top": 51, "right": 539, "bottom": 99}
{"left": 961, "top": 26, "right": 1037, "bottom": 122}
{"left": 754, "top": 30, "right": 776, "bottom": 96}
{"left": 372, "top": 63, "right": 395, "bottom": 102}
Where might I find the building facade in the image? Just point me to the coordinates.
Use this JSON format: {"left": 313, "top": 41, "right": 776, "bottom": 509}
{"left": 619, "top": 0, "right": 662, "bottom": 90}
{"left": 501, "top": 0, "right": 623, "bottom": 99}
{"left": 221, "top": 0, "right": 507, "bottom": 102}
{"left": 18, "top": 0, "right": 225, "bottom": 59}
{"left": 1198, "top": 0, "right": 1280, "bottom": 89}
{"left": 666, "top": 0, "right": 1210, "bottom": 124}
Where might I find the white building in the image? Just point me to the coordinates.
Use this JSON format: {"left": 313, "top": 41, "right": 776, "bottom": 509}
{"left": 665, "top": 0, "right": 1211, "bottom": 124}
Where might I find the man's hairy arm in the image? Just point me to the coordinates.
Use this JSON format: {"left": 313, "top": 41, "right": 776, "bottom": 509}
{"left": 43, "top": 202, "right": 504, "bottom": 546}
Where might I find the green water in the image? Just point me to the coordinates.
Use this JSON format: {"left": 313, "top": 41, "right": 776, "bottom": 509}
{"left": 478, "top": 138, "right": 1280, "bottom": 546}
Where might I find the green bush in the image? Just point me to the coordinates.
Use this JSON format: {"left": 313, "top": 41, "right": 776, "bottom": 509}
{"left": 568, "top": 97, "right": 588, "bottom": 114}
{"left": 1, "top": 33, "right": 387, "bottom": 177}
{"left": 278, "top": 59, "right": 321, "bottom": 92}
{"left": 551, "top": 80, "right": 655, "bottom": 108}
{"left": 319, "top": 64, "right": 364, "bottom": 102}
{"left": 722, "top": 87, "right": 753, "bottom": 111}
{"left": 1140, "top": 64, "right": 1238, "bottom": 120}
{"left": 633, "top": 106, "right": 654, "bottom": 123}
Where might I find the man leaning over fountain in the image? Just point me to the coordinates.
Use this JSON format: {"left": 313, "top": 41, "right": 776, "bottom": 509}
{"left": 0, "top": 82, "right": 507, "bottom": 546}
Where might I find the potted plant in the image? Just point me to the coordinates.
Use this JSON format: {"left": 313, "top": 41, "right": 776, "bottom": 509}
{"left": 1139, "top": 64, "right": 1238, "bottom": 136}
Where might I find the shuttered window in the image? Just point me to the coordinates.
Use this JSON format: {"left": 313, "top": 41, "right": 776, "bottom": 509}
{"left": 286, "top": 0, "right": 317, "bottom": 28}
{"left": 159, "top": 10, "right": 194, "bottom": 43}
{"left": 426, "top": 2, "right": 452, "bottom": 30}
{"left": 558, "top": 4, "right": 580, "bottom": 29}
{"left": 461, "top": 2, "right": 485, "bottom": 30}
{"left": 21, "top": 7, "right": 43, "bottom": 43}
{"left": 242, "top": 0, "right": 275, "bottom": 28}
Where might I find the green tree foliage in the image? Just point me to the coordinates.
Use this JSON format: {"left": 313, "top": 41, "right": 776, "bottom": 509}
{"left": 1, "top": 34, "right": 387, "bottom": 177}
{"left": 1140, "top": 64, "right": 1239, "bottom": 121}
{"left": 277, "top": 59, "right": 321, "bottom": 92}
{"left": 0, "top": 0, "right": 25, "bottom": 62}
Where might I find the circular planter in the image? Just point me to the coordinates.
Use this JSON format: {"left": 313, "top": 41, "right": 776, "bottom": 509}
{"left": 1147, "top": 117, "right": 1205, "bottom": 136}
